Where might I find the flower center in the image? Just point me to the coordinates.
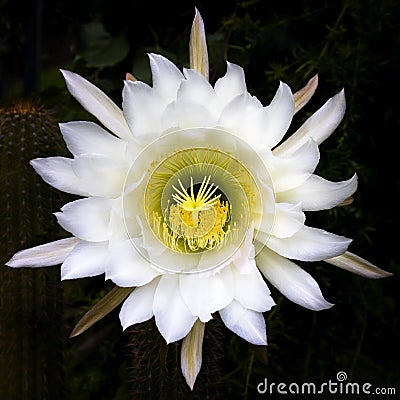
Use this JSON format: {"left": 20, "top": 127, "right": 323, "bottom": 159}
{"left": 122, "top": 128, "right": 276, "bottom": 274}
{"left": 154, "top": 176, "right": 231, "bottom": 252}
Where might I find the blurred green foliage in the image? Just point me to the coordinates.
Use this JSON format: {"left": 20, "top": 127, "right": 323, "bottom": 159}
{"left": 1, "top": 0, "right": 399, "bottom": 399}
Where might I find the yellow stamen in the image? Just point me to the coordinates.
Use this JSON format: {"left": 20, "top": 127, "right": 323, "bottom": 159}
{"left": 153, "top": 176, "right": 231, "bottom": 253}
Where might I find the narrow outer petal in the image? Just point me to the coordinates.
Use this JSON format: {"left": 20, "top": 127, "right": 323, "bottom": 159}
{"left": 293, "top": 74, "right": 318, "bottom": 114}
{"left": 181, "top": 320, "right": 205, "bottom": 390}
{"left": 61, "top": 69, "right": 132, "bottom": 140}
{"left": 189, "top": 8, "right": 209, "bottom": 80}
{"left": 325, "top": 251, "right": 392, "bottom": 279}
{"left": 256, "top": 246, "right": 333, "bottom": 310}
{"left": 6, "top": 237, "right": 80, "bottom": 268}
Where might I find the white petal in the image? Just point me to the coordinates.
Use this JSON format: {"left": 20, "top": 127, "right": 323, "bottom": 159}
{"left": 30, "top": 157, "right": 87, "bottom": 196}
{"left": 218, "top": 93, "right": 264, "bottom": 149}
{"left": 232, "top": 222, "right": 257, "bottom": 274}
{"left": 61, "top": 69, "right": 131, "bottom": 140}
{"left": 179, "top": 267, "right": 234, "bottom": 322}
{"left": 277, "top": 173, "right": 358, "bottom": 211}
{"left": 220, "top": 300, "right": 267, "bottom": 345}
{"left": 269, "top": 202, "right": 305, "bottom": 238}
{"left": 262, "top": 81, "right": 294, "bottom": 148}
{"left": 119, "top": 278, "right": 160, "bottom": 330}
{"left": 153, "top": 274, "right": 197, "bottom": 343}
{"left": 61, "top": 241, "right": 108, "bottom": 279}
{"left": 263, "top": 138, "right": 320, "bottom": 192}
{"left": 267, "top": 225, "right": 352, "bottom": 261}
{"left": 60, "top": 121, "right": 127, "bottom": 158}
{"left": 231, "top": 262, "right": 275, "bottom": 312}
{"left": 122, "top": 80, "right": 165, "bottom": 142}
{"left": 6, "top": 237, "right": 80, "bottom": 268}
{"left": 214, "top": 62, "right": 247, "bottom": 109}
{"left": 274, "top": 89, "right": 346, "bottom": 156}
{"left": 31, "top": 154, "right": 127, "bottom": 198}
{"left": 72, "top": 154, "right": 126, "bottom": 198}
{"left": 148, "top": 53, "right": 183, "bottom": 102}
{"left": 256, "top": 246, "right": 333, "bottom": 310}
{"left": 162, "top": 98, "right": 217, "bottom": 129}
{"left": 180, "top": 68, "right": 216, "bottom": 105}
{"left": 325, "top": 251, "right": 393, "bottom": 279}
{"left": 105, "top": 240, "right": 161, "bottom": 286}
{"left": 55, "top": 197, "right": 113, "bottom": 242}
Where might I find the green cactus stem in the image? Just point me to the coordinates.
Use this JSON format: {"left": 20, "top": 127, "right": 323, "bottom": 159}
{"left": 0, "top": 101, "right": 66, "bottom": 399}
{"left": 126, "top": 318, "right": 224, "bottom": 399}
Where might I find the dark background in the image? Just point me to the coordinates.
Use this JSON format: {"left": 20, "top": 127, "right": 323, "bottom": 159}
{"left": 1, "top": 0, "right": 399, "bottom": 399}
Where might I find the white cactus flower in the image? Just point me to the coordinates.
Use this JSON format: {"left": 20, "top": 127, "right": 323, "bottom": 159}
{"left": 6, "top": 9, "right": 390, "bottom": 389}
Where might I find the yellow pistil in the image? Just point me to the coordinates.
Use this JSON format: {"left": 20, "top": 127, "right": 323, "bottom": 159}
{"left": 172, "top": 176, "right": 221, "bottom": 226}
{"left": 153, "top": 176, "right": 231, "bottom": 253}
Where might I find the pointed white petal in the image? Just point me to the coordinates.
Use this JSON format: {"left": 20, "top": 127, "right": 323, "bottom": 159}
{"left": 262, "top": 81, "right": 295, "bottom": 148}
{"left": 274, "top": 89, "right": 346, "bottom": 156}
{"left": 30, "top": 157, "right": 88, "bottom": 196}
{"left": 218, "top": 93, "right": 264, "bottom": 149}
{"left": 55, "top": 197, "right": 113, "bottom": 242}
{"left": 162, "top": 98, "right": 217, "bottom": 129}
{"left": 31, "top": 155, "right": 126, "bottom": 198}
{"left": 61, "top": 241, "right": 108, "bottom": 279}
{"left": 148, "top": 53, "right": 183, "bottom": 102}
{"left": 153, "top": 274, "right": 197, "bottom": 343}
{"left": 189, "top": 8, "right": 209, "bottom": 80}
{"left": 181, "top": 320, "right": 205, "bottom": 390}
{"left": 180, "top": 68, "right": 216, "bottom": 104}
{"left": 325, "top": 251, "right": 393, "bottom": 279}
{"left": 214, "top": 62, "right": 247, "bottom": 108}
{"left": 59, "top": 121, "right": 127, "bottom": 158}
{"left": 119, "top": 278, "right": 160, "bottom": 330}
{"left": 293, "top": 74, "right": 318, "bottom": 114}
{"left": 277, "top": 173, "right": 358, "bottom": 211}
{"left": 61, "top": 69, "right": 131, "bottom": 140}
{"left": 220, "top": 300, "right": 267, "bottom": 345}
{"left": 6, "top": 237, "right": 80, "bottom": 268}
{"left": 232, "top": 222, "right": 257, "bottom": 274}
{"left": 269, "top": 202, "right": 305, "bottom": 238}
{"left": 264, "top": 138, "right": 320, "bottom": 192}
{"left": 105, "top": 240, "right": 161, "bottom": 287}
{"left": 179, "top": 267, "right": 233, "bottom": 322}
{"left": 256, "top": 246, "right": 333, "bottom": 310}
{"left": 122, "top": 80, "right": 165, "bottom": 142}
{"left": 72, "top": 154, "right": 126, "bottom": 198}
{"left": 232, "top": 262, "right": 275, "bottom": 312}
{"left": 267, "top": 225, "right": 352, "bottom": 261}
